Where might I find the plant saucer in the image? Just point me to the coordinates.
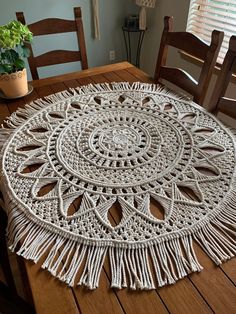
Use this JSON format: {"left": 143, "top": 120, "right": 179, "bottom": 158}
{"left": 0, "top": 83, "right": 33, "bottom": 100}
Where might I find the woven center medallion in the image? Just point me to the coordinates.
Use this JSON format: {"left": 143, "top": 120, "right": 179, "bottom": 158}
{"left": 51, "top": 105, "right": 191, "bottom": 190}
{"left": 1, "top": 83, "right": 235, "bottom": 290}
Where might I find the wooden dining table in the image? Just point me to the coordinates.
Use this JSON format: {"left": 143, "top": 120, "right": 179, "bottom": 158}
{"left": 1, "top": 62, "right": 236, "bottom": 314}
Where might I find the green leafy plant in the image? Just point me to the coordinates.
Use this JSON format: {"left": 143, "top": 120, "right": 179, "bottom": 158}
{"left": 0, "top": 20, "right": 33, "bottom": 75}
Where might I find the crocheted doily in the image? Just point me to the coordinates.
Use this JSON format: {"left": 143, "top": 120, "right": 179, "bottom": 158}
{"left": 0, "top": 83, "right": 236, "bottom": 290}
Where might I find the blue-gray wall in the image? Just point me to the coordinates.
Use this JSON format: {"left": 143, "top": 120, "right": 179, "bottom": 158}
{"left": 140, "top": 0, "right": 190, "bottom": 76}
{"left": 0, "top": 0, "right": 137, "bottom": 79}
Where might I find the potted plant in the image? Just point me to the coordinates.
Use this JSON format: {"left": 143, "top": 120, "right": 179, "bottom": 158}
{"left": 0, "top": 20, "right": 33, "bottom": 98}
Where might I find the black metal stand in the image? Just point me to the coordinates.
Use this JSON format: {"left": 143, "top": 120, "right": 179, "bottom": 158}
{"left": 122, "top": 27, "right": 146, "bottom": 68}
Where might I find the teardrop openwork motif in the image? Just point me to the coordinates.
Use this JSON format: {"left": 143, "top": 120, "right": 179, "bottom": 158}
{"left": 36, "top": 181, "right": 57, "bottom": 197}
{"left": 17, "top": 144, "right": 42, "bottom": 152}
{"left": 150, "top": 196, "right": 165, "bottom": 220}
{"left": 70, "top": 102, "right": 83, "bottom": 110}
{"left": 49, "top": 112, "right": 64, "bottom": 119}
{"left": 107, "top": 201, "right": 123, "bottom": 227}
{"left": 20, "top": 162, "right": 45, "bottom": 174}
{"left": 30, "top": 127, "right": 48, "bottom": 133}
{"left": 67, "top": 195, "right": 83, "bottom": 217}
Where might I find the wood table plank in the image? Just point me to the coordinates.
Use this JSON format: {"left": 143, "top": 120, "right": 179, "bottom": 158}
{"left": 126, "top": 66, "right": 154, "bottom": 83}
{"left": 64, "top": 79, "right": 81, "bottom": 89}
{"left": 88, "top": 74, "right": 109, "bottom": 84}
{"left": 25, "top": 258, "right": 80, "bottom": 314}
{"left": 102, "top": 71, "right": 125, "bottom": 83}
{"left": 157, "top": 280, "right": 213, "bottom": 314}
{"left": 0, "top": 102, "right": 11, "bottom": 125}
{"left": 221, "top": 258, "right": 236, "bottom": 286}
{"left": 73, "top": 281, "right": 125, "bottom": 314}
{"left": 77, "top": 77, "right": 96, "bottom": 87}
{"left": 189, "top": 244, "right": 236, "bottom": 313}
{"left": 6, "top": 97, "right": 26, "bottom": 114}
{"left": 34, "top": 85, "right": 56, "bottom": 98}
{"left": 31, "top": 62, "right": 134, "bottom": 88}
{"left": 112, "top": 289, "right": 168, "bottom": 314}
{"left": 114, "top": 69, "right": 140, "bottom": 83}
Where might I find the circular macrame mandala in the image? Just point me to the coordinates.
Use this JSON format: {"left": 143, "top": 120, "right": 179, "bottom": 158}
{"left": 1, "top": 83, "right": 236, "bottom": 290}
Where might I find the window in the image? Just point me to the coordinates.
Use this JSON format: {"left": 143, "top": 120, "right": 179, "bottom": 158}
{"left": 186, "top": 0, "right": 236, "bottom": 63}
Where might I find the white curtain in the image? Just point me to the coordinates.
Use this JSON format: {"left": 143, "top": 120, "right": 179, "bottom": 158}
{"left": 92, "top": 0, "right": 100, "bottom": 39}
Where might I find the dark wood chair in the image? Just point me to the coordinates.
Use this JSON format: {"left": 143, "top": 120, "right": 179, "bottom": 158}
{"left": 0, "top": 184, "right": 35, "bottom": 312}
{"left": 0, "top": 206, "right": 16, "bottom": 294}
{"left": 0, "top": 205, "right": 35, "bottom": 313}
{"left": 154, "top": 16, "right": 224, "bottom": 106}
{"left": 208, "top": 35, "right": 236, "bottom": 119}
{"left": 16, "top": 7, "right": 88, "bottom": 80}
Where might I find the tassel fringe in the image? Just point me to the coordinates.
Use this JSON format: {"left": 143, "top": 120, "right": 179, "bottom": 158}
{"left": 5, "top": 199, "right": 236, "bottom": 290}
{"left": 7, "top": 207, "right": 203, "bottom": 290}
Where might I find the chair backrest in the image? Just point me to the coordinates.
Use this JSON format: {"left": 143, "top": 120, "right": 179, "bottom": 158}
{"left": 208, "top": 36, "right": 236, "bottom": 119}
{"left": 16, "top": 7, "right": 88, "bottom": 80}
{"left": 154, "top": 16, "right": 224, "bottom": 106}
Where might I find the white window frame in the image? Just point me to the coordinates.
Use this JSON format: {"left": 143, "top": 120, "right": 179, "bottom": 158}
{"left": 186, "top": 0, "right": 236, "bottom": 64}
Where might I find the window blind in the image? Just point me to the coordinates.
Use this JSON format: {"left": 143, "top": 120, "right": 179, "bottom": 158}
{"left": 186, "top": 0, "right": 236, "bottom": 64}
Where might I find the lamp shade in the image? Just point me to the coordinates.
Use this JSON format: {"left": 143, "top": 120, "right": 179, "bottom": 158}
{"left": 135, "top": 0, "right": 157, "bottom": 30}
{"left": 135, "top": 0, "right": 156, "bottom": 8}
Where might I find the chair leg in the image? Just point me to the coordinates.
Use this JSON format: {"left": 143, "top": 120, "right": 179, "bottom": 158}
{"left": 0, "top": 207, "right": 35, "bottom": 312}
{"left": 0, "top": 207, "right": 17, "bottom": 294}
{"left": 16, "top": 255, "right": 35, "bottom": 307}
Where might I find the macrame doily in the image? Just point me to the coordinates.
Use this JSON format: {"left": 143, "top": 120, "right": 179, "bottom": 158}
{"left": 0, "top": 83, "right": 236, "bottom": 290}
